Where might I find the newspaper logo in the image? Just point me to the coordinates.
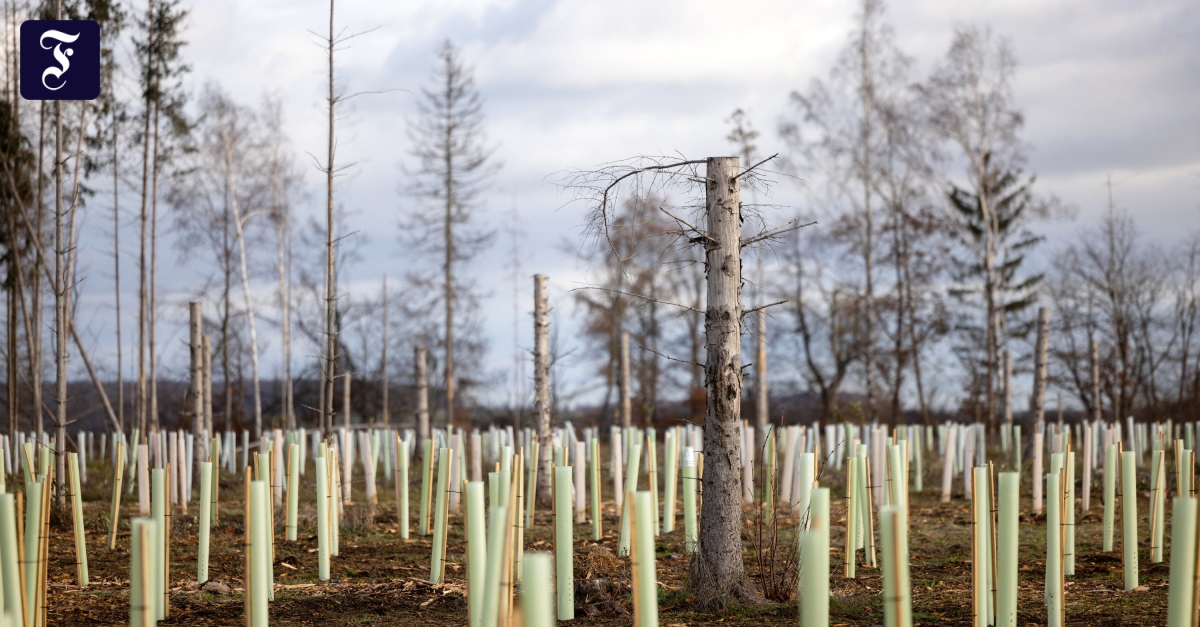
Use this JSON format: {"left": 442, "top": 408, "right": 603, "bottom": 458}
{"left": 20, "top": 20, "right": 100, "bottom": 101}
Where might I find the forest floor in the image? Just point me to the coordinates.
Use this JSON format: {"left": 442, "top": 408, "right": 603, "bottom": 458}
{"left": 33, "top": 454, "right": 1172, "bottom": 626}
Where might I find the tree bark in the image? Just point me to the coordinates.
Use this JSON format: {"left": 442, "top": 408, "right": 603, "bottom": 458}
{"left": 1091, "top": 337, "right": 1101, "bottom": 424}
{"left": 272, "top": 144, "right": 293, "bottom": 431}
{"left": 225, "top": 130, "right": 263, "bottom": 443}
{"left": 342, "top": 371, "right": 351, "bottom": 431}
{"left": 136, "top": 0, "right": 153, "bottom": 438}
{"left": 203, "top": 336, "right": 212, "bottom": 438}
{"left": 33, "top": 102, "right": 44, "bottom": 446}
{"left": 619, "top": 331, "right": 631, "bottom": 430}
{"left": 321, "top": 0, "right": 338, "bottom": 440}
{"left": 1031, "top": 306, "right": 1049, "bottom": 426}
{"left": 442, "top": 63, "right": 457, "bottom": 431}
{"left": 112, "top": 105, "right": 123, "bottom": 434}
{"left": 998, "top": 345, "right": 1008, "bottom": 425}
{"left": 54, "top": 95, "right": 66, "bottom": 504}
{"left": 688, "top": 156, "right": 757, "bottom": 605}
{"left": 189, "top": 302, "right": 202, "bottom": 489}
{"left": 415, "top": 346, "right": 429, "bottom": 452}
{"left": 533, "top": 274, "right": 551, "bottom": 505}
{"left": 149, "top": 92, "right": 161, "bottom": 432}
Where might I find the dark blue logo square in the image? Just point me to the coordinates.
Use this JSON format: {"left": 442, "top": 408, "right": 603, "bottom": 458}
{"left": 20, "top": 20, "right": 100, "bottom": 101}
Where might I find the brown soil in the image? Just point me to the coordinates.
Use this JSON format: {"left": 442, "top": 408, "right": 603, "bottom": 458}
{"left": 26, "top": 457, "right": 1173, "bottom": 625}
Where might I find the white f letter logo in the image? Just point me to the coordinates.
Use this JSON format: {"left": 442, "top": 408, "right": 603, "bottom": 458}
{"left": 40, "top": 29, "right": 80, "bottom": 91}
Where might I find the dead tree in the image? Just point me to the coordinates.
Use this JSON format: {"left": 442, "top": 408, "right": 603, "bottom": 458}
{"left": 619, "top": 331, "right": 631, "bottom": 429}
{"left": 401, "top": 42, "right": 498, "bottom": 431}
{"left": 533, "top": 274, "right": 551, "bottom": 505}
{"left": 189, "top": 302, "right": 202, "bottom": 476}
{"left": 319, "top": 0, "right": 338, "bottom": 439}
{"left": 53, "top": 86, "right": 66, "bottom": 504}
{"left": 1031, "top": 306, "right": 1049, "bottom": 426}
{"left": 415, "top": 345, "right": 429, "bottom": 451}
{"left": 569, "top": 154, "right": 809, "bottom": 606}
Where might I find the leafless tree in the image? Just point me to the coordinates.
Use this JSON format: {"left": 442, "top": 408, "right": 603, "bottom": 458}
{"left": 262, "top": 95, "right": 301, "bottom": 431}
{"left": 567, "top": 153, "right": 810, "bottom": 607}
{"left": 1048, "top": 199, "right": 1168, "bottom": 420}
{"left": 783, "top": 0, "right": 913, "bottom": 422}
{"left": 401, "top": 40, "right": 498, "bottom": 430}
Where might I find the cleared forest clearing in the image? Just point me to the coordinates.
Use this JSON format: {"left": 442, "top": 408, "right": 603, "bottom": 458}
{"left": 31, "top": 445, "right": 1170, "bottom": 627}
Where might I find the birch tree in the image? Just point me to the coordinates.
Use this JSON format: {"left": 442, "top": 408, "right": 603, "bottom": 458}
{"left": 262, "top": 96, "right": 300, "bottom": 430}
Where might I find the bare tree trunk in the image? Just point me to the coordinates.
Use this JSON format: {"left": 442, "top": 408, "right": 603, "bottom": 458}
{"left": 224, "top": 134, "right": 263, "bottom": 444}
{"left": 902, "top": 243, "right": 930, "bottom": 423}
{"left": 1031, "top": 307, "right": 1049, "bottom": 426}
{"left": 113, "top": 106, "right": 123, "bottom": 434}
{"left": 1003, "top": 348, "right": 1012, "bottom": 426}
{"left": 203, "top": 336, "right": 212, "bottom": 438}
{"left": 342, "top": 371, "right": 350, "bottom": 431}
{"left": 381, "top": 276, "right": 388, "bottom": 425}
{"left": 510, "top": 217, "right": 521, "bottom": 431}
{"left": 3, "top": 37, "right": 16, "bottom": 434}
{"left": 442, "top": 67, "right": 457, "bottom": 432}
{"left": 53, "top": 95, "right": 66, "bottom": 503}
{"left": 189, "top": 303, "right": 202, "bottom": 487}
{"left": 136, "top": 0, "right": 153, "bottom": 437}
{"left": 619, "top": 331, "right": 631, "bottom": 430}
{"left": 533, "top": 274, "right": 551, "bottom": 505}
{"left": 321, "top": 0, "right": 338, "bottom": 441}
{"left": 982, "top": 183, "right": 998, "bottom": 429}
{"left": 755, "top": 309, "right": 767, "bottom": 452}
{"left": 859, "top": 31, "right": 877, "bottom": 424}
{"left": 221, "top": 235, "right": 232, "bottom": 434}
{"left": 33, "top": 101, "right": 44, "bottom": 446}
{"left": 1091, "top": 338, "right": 1101, "bottom": 423}
{"left": 149, "top": 94, "right": 161, "bottom": 432}
{"left": 689, "top": 156, "right": 756, "bottom": 605}
{"left": 272, "top": 143, "right": 293, "bottom": 431}
{"left": 415, "top": 346, "right": 429, "bottom": 451}
{"left": 6, "top": 262, "right": 15, "bottom": 439}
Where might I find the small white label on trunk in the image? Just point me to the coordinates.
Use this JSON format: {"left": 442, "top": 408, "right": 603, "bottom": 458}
{"left": 683, "top": 449, "right": 696, "bottom": 467}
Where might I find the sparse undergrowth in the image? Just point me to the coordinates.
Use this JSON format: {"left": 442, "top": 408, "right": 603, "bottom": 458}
{"left": 32, "top": 459, "right": 1172, "bottom": 625}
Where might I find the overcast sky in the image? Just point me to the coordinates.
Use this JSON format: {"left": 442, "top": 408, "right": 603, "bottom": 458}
{"left": 69, "top": 0, "right": 1200, "bottom": 411}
